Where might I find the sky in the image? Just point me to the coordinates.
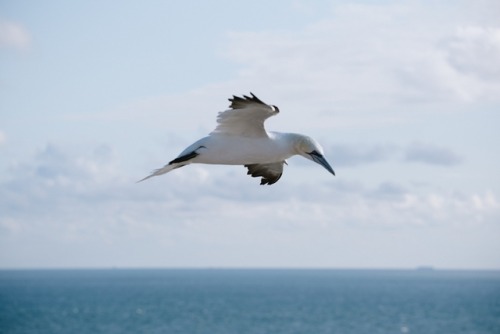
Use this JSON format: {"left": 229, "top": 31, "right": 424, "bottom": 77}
{"left": 1, "top": 0, "right": 499, "bottom": 269}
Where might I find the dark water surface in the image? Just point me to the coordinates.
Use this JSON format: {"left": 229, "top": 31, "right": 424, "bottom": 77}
{"left": 1, "top": 269, "right": 499, "bottom": 334}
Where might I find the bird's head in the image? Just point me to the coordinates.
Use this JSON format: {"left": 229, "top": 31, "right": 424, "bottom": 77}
{"left": 295, "top": 135, "right": 335, "bottom": 176}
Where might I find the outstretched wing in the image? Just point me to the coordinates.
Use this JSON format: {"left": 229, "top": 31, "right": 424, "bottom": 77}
{"left": 245, "top": 161, "right": 285, "bottom": 185}
{"left": 210, "top": 93, "right": 279, "bottom": 138}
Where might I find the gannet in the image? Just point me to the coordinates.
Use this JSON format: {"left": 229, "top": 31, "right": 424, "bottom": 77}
{"left": 140, "top": 93, "right": 335, "bottom": 185}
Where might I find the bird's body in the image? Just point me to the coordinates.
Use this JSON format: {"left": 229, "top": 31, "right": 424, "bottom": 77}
{"left": 178, "top": 132, "right": 299, "bottom": 165}
{"left": 140, "top": 93, "right": 335, "bottom": 185}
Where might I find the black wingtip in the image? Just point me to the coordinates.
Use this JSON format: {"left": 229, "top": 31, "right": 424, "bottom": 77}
{"left": 228, "top": 93, "right": 267, "bottom": 109}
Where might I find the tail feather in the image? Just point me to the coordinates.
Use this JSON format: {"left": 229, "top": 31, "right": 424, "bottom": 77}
{"left": 138, "top": 148, "right": 202, "bottom": 183}
{"left": 137, "top": 164, "right": 179, "bottom": 182}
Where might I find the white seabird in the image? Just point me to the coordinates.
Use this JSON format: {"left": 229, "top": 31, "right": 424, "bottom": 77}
{"left": 140, "top": 93, "right": 335, "bottom": 185}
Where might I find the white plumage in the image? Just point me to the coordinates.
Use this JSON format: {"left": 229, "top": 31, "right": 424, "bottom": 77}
{"left": 140, "top": 93, "right": 335, "bottom": 185}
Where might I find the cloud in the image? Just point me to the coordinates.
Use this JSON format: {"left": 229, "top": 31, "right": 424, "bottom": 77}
{"left": 2, "top": 142, "right": 457, "bottom": 239}
{"left": 328, "top": 144, "right": 395, "bottom": 167}
{"left": 366, "top": 182, "right": 408, "bottom": 200}
{"left": 325, "top": 142, "right": 462, "bottom": 168}
{"left": 222, "top": 2, "right": 500, "bottom": 106}
{"left": 1, "top": 141, "right": 498, "bottom": 268}
{"left": 0, "top": 142, "right": 486, "bottom": 232}
{"left": 1, "top": 144, "right": 124, "bottom": 222}
{"left": 0, "top": 19, "right": 31, "bottom": 50}
{"left": 442, "top": 26, "right": 500, "bottom": 81}
{"left": 404, "top": 142, "right": 463, "bottom": 166}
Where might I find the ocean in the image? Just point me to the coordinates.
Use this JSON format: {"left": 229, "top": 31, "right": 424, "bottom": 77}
{"left": 0, "top": 269, "right": 499, "bottom": 334}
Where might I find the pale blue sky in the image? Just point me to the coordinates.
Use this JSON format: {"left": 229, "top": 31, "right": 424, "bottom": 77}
{"left": 1, "top": 0, "right": 499, "bottom": 269}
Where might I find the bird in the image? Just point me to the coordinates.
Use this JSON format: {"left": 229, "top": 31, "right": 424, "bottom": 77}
{"left": 139, "top": 93, "right": 335, "bottom": 185}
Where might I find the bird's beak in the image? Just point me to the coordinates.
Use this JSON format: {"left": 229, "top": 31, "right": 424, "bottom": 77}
{"left": 310, "top": 151, "right": 335, "bottom": 176}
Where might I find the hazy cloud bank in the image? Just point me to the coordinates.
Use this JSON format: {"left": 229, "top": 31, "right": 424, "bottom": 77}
{"left": 329, "top": 143, "right": 462, "bottom": 167}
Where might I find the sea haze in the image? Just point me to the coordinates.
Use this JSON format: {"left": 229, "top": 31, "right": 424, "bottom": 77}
{"left": 1, "top": 269, "right": 499, "bottom": 334}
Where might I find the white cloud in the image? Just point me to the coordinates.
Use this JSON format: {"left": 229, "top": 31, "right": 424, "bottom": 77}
{"left": 221, "top": 2, "right": 500, "bottom": 107}
{"left": 0, "top": 143, "right": 494, "bottom": 230}
{"left": 1, "top": 141, "right": 499, "bottom": 268}
{"left": 0, "top": 19, "right": 31, "bottom": 50}
{"left": 443, "top": 26, "right": 500, "bottom": 81}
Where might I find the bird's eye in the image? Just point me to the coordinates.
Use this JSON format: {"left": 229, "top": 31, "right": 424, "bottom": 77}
{"left": 271, "top": 105, "right": 280, "bottom": 113}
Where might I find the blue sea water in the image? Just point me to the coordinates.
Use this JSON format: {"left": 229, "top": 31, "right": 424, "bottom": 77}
{"left": 0, "top": 269, "right": 499, "bottom": 334}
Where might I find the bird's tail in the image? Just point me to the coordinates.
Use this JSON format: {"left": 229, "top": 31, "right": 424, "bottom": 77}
{"left": 138, "top": 149, "right": 201, "bottom": 182}
{"left": 137, "top": 164, "right": 179, "bottom": 182}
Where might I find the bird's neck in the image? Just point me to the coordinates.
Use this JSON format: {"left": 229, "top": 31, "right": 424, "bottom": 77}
{"left": 270, "top": 132, "right": 307, "bottom": 155}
